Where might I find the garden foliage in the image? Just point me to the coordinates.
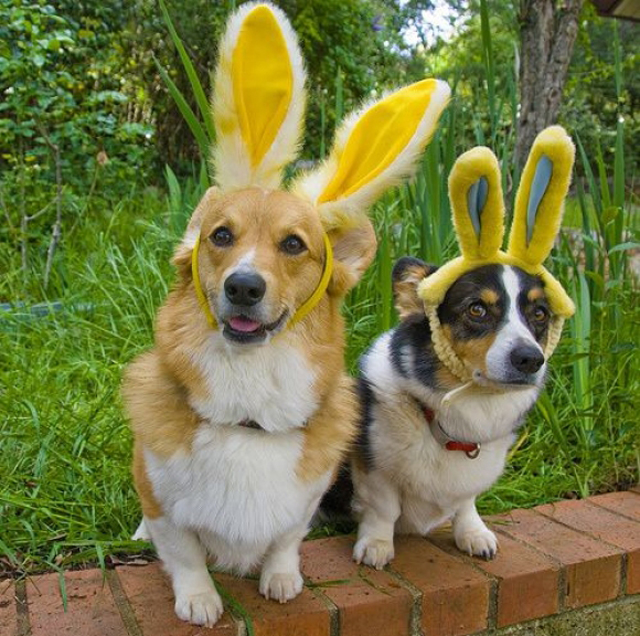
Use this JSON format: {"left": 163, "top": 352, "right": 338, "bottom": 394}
{"left": 0, "top": 0, "right": 637, "bottom": 576}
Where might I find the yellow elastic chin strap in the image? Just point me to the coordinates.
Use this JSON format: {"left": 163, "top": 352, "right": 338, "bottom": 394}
{"left": 288, "top": 232, "right": 334, "bottom": 326}
{"left": 191, "top": 232, "right": 334, "bottom": 331}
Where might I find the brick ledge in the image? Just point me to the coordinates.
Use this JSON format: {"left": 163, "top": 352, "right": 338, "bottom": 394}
{"left": 2, "top": 489, "right": 639, "bottom": 636}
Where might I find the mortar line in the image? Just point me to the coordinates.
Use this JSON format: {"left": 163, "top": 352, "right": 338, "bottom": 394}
{"left": 386, "top": 567, "right": 424, "bottom": 636}
{"left": 532, "top": 507, "right": 627, "bottom": 598}
{"left": 305, "top": 575, "right": 340, "bottom": 636}
{"left": 15, "top": 579, "right": 31, "bottom": 636}
{"left": 106, "top": 569, "right": 144, "bottom": 636}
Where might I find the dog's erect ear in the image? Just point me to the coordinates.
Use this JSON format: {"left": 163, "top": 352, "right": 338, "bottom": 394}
{"left": 448, "top": 147, "right": 505, "bottom": 262}
{"left": 508, "top": 126, "right": 575, "bottom": 268}
{"left": 292, "top": 79, "right": 450, "bottom": 231}
{"left": 327, "top": 219, "right": 377, "bottom": 297}
{"left": 212, "top": 3, "right": 306, "bottom": 191}
{"left": 172, "top": 187, "right": 221, "bottom": 278}
{"left": 392, "top": 257, "right": 437, "bottom": 319}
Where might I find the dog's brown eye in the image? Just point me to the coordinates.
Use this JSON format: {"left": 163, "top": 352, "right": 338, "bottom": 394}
{"left": 533, "top": 306, "right": 549, "bottom": 322}
{"left": 280, "top": 234, "right": 306, "bottom": 255}
{"left": 468, "top": 302, "right": 487, "bottom": 319}
{"left": 211, "top": 226, "right": 234, "bottom": 247}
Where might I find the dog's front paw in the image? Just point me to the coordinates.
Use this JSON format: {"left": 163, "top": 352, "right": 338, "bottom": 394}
{"left": 353, "top": 537, "right": 395, "bottom": 569}
{"left": 259, "top": 570, "right": 304, "bottom": 603}
{"left": 175, "top": 589, "right": 224, "bottom": 627}
{"left": 454, "top": 526, "right": 498, "bottom": 560}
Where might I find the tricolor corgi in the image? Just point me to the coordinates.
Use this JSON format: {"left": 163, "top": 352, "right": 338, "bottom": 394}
{"left": 122, "top": 2, "right": 450, "bottom": 626}
{"left": 351, "top": 127, "right": 576, "bottom": 569}
{"left": 352, "top": 257, "right": 551, "bottom": 567}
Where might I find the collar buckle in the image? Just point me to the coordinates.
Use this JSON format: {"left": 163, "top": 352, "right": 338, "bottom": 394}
{"left": 465, "top": 444, "right": 481, "bottom": 459}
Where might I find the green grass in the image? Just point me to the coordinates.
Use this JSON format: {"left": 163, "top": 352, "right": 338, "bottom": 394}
{"left": 1, "top": 148, "right": 637, "bottom": 576}
{"left": 0, "top": 190, "right": 173, "bottom": 575}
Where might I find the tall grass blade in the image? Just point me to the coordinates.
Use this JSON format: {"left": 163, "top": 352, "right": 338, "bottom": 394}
{"left": 378, "top": 221, "right": 392, "bottom": 333}
{"left": 335, "top": 68, "right": 344, "bottom": 126}
{"left": 158, "top": 0, "right": 216, "bottom": 147}
{"left": 479, "top": 0, "right": 496, "bottom": 143}
{"left": 570, "top": 270, "right": 593, "bottom": 448}
{"left": 153, "top": 57, "right": 210, "bottom": 159}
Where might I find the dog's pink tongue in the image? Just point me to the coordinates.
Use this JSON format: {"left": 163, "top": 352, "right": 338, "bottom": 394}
{"left": 229, "top": 316, "right": 262, "bottom": 333}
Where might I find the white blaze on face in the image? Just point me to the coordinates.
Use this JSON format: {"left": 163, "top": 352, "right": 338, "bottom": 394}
{"left": 224, "top": 248, "right": 257, "bottom": 278}
{"left": 485, "top": 267, "right": 546, "bottom": 384}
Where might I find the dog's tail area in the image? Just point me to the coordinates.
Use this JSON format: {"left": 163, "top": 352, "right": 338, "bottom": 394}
{"left": 313, "top": 464, "right": 356, "bottom": 533}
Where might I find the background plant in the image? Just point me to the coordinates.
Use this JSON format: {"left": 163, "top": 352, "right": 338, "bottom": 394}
{"left": 0, "top": 0, "right": 637, "bottom": 576}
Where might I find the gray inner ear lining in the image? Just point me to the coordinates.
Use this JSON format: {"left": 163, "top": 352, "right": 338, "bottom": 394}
{"left": 526, "top": 154, "right": 553, "bottom": 244}
{"left": 467, "top": 176, "right": 489, "bottom": 240}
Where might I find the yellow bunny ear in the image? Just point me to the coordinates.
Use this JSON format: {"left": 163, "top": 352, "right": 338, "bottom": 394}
{"left": 292, "top": 79, "right": 450, "bottom": 230}
{"left": 417, "top": 147, "right": 505, "bottom": 311}
{"left": 508, "top": 126, "right": 575, "bottom": 266}
{"left": 506, "top": 125, "right": 576, "bottom": 320}
{"left": 448, "top": 147, "right": 505, "bottom": 261}
{"left": 212, "top": 2, "right": 305, "bottom": 191}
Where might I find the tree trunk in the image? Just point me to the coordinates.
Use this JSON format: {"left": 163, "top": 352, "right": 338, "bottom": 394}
{"left": 516, "top": 0, "right": 584, "bottom": 170}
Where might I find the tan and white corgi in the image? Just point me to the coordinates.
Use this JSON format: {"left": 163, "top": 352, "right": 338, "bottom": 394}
{"left": 123, "top": 2, "right": 450, "bottom": 627}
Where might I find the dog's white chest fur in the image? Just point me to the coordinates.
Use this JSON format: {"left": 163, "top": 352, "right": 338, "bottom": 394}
{"left": 146, "top": 427, "right": 330, "bottom": 572}
{"left": 144, "top": 335, "right": 328, "bottom": 573}
{"left": 362, "top": 333, "right": 539, "bottom": 534}
{"left": 190, "top": 334, "right": 318, "bottom": 432}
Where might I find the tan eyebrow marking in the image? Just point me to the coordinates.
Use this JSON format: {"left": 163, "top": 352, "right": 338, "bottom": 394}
{"left": 480, "top": 289, "right": 499, "bottom": 305}
{"left": 527, "top": 287, "right": 545, "bottom": 302}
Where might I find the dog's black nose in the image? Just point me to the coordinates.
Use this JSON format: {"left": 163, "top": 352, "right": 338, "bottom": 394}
{"left": 224, "top": 272, "right": 266, "bottom": 306}
{"left": 510, "top": 343, "right": 544, "bottom": 374}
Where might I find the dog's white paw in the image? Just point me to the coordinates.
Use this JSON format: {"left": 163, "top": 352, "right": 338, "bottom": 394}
{"left": 353, "top": 537, "right": 394, "bottom": 570}
{"left": 455, "top": 526, "right": 498, "bottom": 560}
{"left": 174, "top": 589, "right": 224, "bottom": 627}
{"left": 259, "top": 570, "right": 304, "bottom": 603}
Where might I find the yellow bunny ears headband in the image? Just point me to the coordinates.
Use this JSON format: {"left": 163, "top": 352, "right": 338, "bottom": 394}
{"left": 418, "top": 126, "right": 576, "bottom": 380}
{"left": 210, "top": 2, "right": 450, "bottom": 229}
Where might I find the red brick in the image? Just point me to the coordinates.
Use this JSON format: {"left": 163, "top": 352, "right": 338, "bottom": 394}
{"left": 216, "top": 572, "right": 330, "bottom": 636}
{"left": 589, "top": 491, "right": 640, "bottom": 522}
{"left": 494, "top": 508, "right": 623, "bottom": 609}
{"left": 27, "top": 570, "right": 127, "bottom": 636}
{"left": 536, "top": 499, "right": 640, "bottom": 594}
{"left": 301, "top": 536, "right": 413, "bottom": 636}
{"left": 390, "top": 535, "right": 489, "bottom": 636}
{"left": 117, "top": 563, "right": 236, "bottom": 635}
{"left": 429, "top": 527, "right": 559, "bottom": 627}
{"left": 0, "top": 580, "right": 18, "bottom": 636}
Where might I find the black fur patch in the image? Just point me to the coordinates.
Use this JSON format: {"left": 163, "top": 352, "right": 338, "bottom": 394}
{"left": 438, "top": 264, "right": 508, "bottom": 341}
{"left": 390, "top": 313, "right": 441, "bottom": 388}
{"left": 317, "top": 463, "right": 355, "bottom": 526}
{"left": 513, "top": 268, "right": 550, "bottom": 343}
{"left": 355, "top": 374, "right": 377, "bottom": 472}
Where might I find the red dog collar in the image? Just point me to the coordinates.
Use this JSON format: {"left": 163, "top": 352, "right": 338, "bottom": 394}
{"left": 421, "top": 404, "right": 481, "bottom": 459}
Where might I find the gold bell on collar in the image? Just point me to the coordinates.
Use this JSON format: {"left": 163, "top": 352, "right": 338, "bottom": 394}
{"left": 418, "top": 125, "right": 576, "bottom": 383}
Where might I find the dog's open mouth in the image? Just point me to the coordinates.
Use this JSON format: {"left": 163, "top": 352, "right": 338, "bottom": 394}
{"left": 223, "top": 312, "right": 287, "bottom": 344}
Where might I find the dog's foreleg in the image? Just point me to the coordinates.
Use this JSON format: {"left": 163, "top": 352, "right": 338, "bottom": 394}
{"left": 452, "top": 497, "right": 498, "bottom": 559}
{"left": 352, "top": 470, "right": 401, "bottom": 569}
{"left": 259, "top": 523, "right": 307, "bottom": 603}
{"left": 145, "top": 516, "right": 224, "bottom": 627}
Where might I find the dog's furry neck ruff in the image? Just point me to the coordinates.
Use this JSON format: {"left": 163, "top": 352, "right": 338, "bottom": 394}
{"left": 191, "top": 231, "right": 334, "bottom": 331}
{"left": 424, "top": 303, "right": 565, "bottom": 385}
